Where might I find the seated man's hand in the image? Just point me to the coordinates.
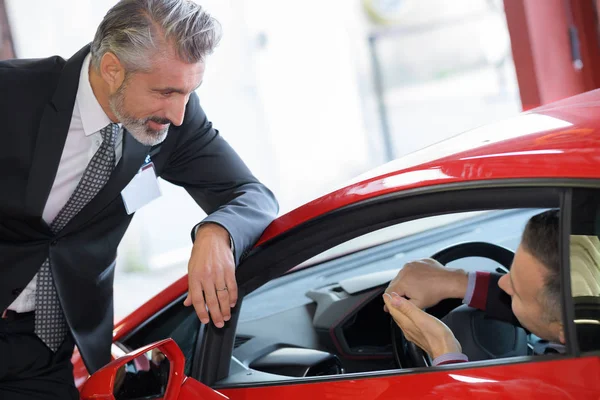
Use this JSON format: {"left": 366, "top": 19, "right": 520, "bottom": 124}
{"left": 383, "top": 292, "right": 461, "bottom": 360}
{"left": 385, "top": 258, "right": 467, "bottom": 310}
{"left": 151, "top": 349, "right": 166, "bottom": 365}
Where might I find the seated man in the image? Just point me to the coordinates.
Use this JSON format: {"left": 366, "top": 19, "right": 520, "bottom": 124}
{"left": 382, "top": 209, "right": 564, "bottom": 366}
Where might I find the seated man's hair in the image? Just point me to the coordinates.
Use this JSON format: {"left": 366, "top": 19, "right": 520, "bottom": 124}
{"left": 521, "top": 209, "right": 560, "bottom": 322}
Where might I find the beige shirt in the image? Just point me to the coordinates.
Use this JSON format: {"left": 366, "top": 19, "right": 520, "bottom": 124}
{"left": 570, "top": 235, "right": 600, "bottom": 297}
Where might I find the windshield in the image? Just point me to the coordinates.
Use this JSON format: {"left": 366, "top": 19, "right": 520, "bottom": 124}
{"left": 293, "top": 210, "right": 488, "bottom": 271}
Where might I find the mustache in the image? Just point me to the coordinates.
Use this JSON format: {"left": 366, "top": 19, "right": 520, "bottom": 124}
{"left": 146, "top": 117, "right": 172, "bottom": 125}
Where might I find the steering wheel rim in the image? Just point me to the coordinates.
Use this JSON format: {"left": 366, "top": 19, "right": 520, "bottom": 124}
{"left": 391, "top": 241, "right": 514, "bottom": 368}
{"left": 431, "top": 241, "right": 514, "bottom": 272}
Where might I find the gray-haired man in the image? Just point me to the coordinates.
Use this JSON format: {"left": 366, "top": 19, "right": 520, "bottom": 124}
{"left": 0, "top": 1, "right": 278, "bottom": 398}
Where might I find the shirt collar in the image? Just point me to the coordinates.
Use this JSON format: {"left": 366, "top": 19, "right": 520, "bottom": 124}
{"left": 76, "top": 54, "right": 115, "bottom": 136}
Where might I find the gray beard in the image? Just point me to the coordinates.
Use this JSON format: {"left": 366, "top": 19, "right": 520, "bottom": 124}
{"left": 109, "top": 89, "right": 169, "bottom": 146}
{"left": 115, "top": 112, "right": 169, "bottom": 146}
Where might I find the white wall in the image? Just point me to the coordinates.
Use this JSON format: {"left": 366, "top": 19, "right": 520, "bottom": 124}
{"left": 6, "top": 0, "right": 521, "bottom": 317}
{"left": 6, "top": 1, "right": 372, "bottom": 315}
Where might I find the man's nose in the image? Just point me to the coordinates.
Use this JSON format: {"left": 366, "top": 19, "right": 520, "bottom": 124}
{"left": 498, "top": 273, "right": 510, "bottom": 294}
{"left": 166, "top": 96, "right": 187, "bottom": 126}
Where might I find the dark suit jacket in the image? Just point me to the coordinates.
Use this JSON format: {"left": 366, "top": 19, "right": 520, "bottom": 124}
{"left": 484, "top": 273, "right": 521, "bottom": 327}
{"left": 0, "top": 45, "right": 278, "bottom": 373}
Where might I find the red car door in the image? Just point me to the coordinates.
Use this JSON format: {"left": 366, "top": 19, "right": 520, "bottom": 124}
{"left": 215, "top": 356, "right": 600, "bottom": 400}
{"left": 80, "top": 338, "right": 600, "bottom": 400}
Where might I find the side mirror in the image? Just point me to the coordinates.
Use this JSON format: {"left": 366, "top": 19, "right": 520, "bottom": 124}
{"left": 81, "top": 338, "right": 229, "bottom": 400}
{"left": 80, "top": 338, "right": 184, "bottom": 400}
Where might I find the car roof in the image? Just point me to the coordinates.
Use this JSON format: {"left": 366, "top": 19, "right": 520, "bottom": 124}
{"left": 257, "top": 88, "right": 600, "bottom": 245}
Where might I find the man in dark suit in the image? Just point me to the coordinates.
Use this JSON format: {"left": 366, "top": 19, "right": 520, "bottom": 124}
{"left": 0, "top": 1, "right": 278, "bottom": 398}
{"left": 383, "top": 210, "right": 564, "bottom": 365}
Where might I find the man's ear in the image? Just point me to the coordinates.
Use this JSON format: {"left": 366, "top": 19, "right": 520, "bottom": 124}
{"left": 99, "top": 52, "right": 126, "bottom": 93}
{"left": 558, "top": 323, "right": 566, "bottom": 344}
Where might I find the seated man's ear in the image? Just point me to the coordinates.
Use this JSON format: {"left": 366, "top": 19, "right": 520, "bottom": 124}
{"left": 558, "top": 324, "right": 565, "bottom": 344}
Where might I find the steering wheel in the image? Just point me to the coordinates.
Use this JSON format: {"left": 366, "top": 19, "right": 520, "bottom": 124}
{"left": 390, "top": 242, "right": 515, "bottom": 368}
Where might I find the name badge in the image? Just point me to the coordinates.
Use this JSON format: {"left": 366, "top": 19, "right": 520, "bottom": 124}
{"left": 121, "top": 158, "right": 162, "bottom": 215}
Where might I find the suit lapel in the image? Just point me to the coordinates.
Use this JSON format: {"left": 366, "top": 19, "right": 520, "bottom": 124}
{"left": 25, "top": 44, "right": 151, "bottom": 235}
{"left": 25, "top": 45, "right": 91, "bottom": 226}
{"left": 25, "top": 105, "right": 73, "bottom": 227}
{"left": 60, "top": 129, "right": 150, "bottom": 235}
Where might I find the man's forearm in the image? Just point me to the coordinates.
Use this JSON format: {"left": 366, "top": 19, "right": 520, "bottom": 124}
{"left": 431, "top": 271, "right": 490, "bottom": 366}
{"left": 193, "top": 222, "right": 235, "bottom": 256}
{"left": 188, "top": 182, "right": 278, "bottom": 266}
{"left": 448, "top": 269, "right": 469, "bottom": 299}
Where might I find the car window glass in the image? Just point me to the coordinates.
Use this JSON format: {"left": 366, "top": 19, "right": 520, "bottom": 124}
{"left": 297, "top": 211, "right": 488, "bottom": 270}
{"left": 243, "top": 209, "right": 543, "bottom": 323}
{"left": 570, "top": 189, "right": 600, "bottom": 353}
{"left": 113, "top": 349, "right": 170, "bottom": 400}
{"left": 233, "top": 207, "right": 547, "bottom": 385}
{"left": 120, "top": 302, "right": 199, "bottom": 375}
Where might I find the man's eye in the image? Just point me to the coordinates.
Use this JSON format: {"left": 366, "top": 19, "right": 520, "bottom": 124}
{"left": 161, "top": 92, "right": 174, "bottom": 97}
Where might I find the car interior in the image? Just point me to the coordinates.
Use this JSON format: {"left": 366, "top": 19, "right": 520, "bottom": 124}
{"left": 115, "top": 187, "right": 600, "bottom": 391}
{"left": 569, "top": 189, "right": 600, "bottom": 354}
{"left": 220, "top": 208, "right": 540, "bottom": 384}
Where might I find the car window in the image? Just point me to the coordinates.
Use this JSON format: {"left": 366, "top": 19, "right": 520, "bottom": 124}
{"left": 231, "top": 207, "right": 548, "bottom": 385}
{"left": 242, "top": 209, "right": 541, "bottom": 322}
{"left": 296, "top": 211, "right": 489, "bottom": 271}
{"left": 570, "top": 189, "right": 600, "bottom": 353}
{"left": 120, "top": 301, "right": 199, "bottom": 376}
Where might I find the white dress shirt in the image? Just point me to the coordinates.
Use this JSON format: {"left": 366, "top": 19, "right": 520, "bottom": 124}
{"left": 8, "top": 54, "right": 123, "bottom": 313}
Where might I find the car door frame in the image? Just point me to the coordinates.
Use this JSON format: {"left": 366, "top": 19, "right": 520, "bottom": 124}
{"left": 191, "top": 178, "right": 599, "bottom": 390}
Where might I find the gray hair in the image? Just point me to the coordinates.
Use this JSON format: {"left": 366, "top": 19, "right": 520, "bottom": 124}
{"left": 90, "top": 0, "right": 221, "bottom": 72}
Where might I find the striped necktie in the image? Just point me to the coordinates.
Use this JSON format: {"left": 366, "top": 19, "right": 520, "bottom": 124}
{"left": 35, "top": 123, "right": 119, "bottom": 351}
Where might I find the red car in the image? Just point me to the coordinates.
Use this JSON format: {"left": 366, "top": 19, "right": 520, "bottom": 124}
{"left": 76, "top": 89, "right": 600, "bottom": 399}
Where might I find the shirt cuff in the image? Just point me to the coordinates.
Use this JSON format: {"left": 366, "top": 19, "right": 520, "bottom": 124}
{"left": 468, "top": 271, "right": 491, "bottom": 311}
{"left": 462, "top": 272, "right": 477, "bottom": 305}
{"left": 432, "top": 352, "right": 469, "bottom": 366}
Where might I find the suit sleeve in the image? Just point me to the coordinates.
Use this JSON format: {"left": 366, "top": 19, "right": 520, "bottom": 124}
{"left": 160, "top": 93, "right": 279, "bottom": 266}
{"left": 466, "top": 272, "right": 521, "bottom": 327}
